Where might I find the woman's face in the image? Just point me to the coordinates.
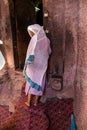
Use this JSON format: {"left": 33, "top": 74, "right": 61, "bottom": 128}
{"left": 30, "top": 31, "right": 35, "bottom": 37}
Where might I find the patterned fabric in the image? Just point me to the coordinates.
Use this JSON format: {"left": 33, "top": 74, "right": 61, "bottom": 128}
{"left": 0, "top": 85, "right": 73, "bottom": 130}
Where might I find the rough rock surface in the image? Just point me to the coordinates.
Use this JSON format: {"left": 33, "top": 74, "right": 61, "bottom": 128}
{"left": 43, "top": 0, "right": 87, "bottom": 129}
{"left": 0, "top": 0, "right": 25, "bottom": 112}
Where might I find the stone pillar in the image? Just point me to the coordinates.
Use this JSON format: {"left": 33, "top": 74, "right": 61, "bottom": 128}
{"left": 74, "top": 1, "right": 87, "bottom": 129}
{"left": 0, "top": 0, "right": 25, "bottom": 112}
{"left": 62, "top": 0, "right": 79, "bottom": 97}
{"left": 0, "top": 0, "right": 14, "bottom": 69}
{"left": 43, "top": 0, "right": 78, "bottom": 98}
{"left": 43, "top": 0, "right": 65, "bottom": 76}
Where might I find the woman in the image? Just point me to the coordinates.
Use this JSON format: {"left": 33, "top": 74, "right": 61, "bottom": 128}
{"left": 23, "top": 24, "right": 51, "bottom": 106}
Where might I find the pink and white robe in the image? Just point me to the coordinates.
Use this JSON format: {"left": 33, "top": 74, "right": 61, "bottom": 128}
{"left": 23, "top": 24, "right": 51, "bottom": 96}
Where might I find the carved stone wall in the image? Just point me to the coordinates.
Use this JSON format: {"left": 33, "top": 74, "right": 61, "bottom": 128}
{"left": 43, "top": 0, "right": 87, "bottom": 129}
{"left": 43, "top": 0, "right": 64, "bottom": 76}
{"left": 43, "top": 0, "right": 77, "bottom": 98}
{"left": 74, "top": 1, "right": 87, "bottom": 129}
{"left": 0, "top": 0, "right": 25, "bottom": 112}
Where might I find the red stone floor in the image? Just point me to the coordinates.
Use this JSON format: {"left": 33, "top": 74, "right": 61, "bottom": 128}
{"left": 0, "top": 86, "right": 73, "bottom": 130}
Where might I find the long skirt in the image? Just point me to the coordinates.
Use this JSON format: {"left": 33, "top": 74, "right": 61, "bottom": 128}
{"left": 25, "top": 74, "right": 46, "bottom": 96}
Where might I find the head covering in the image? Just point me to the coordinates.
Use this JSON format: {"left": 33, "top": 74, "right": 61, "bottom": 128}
{"left": 27, "top": 24, "right": 46, "bottom": 40}
{"left": 26, "top": 24, "right": 49, "bottom": 60}
{"left": 24, "top": 24, "right": 51, "bottom": 96}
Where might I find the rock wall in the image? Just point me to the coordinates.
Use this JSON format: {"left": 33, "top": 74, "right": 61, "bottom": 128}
{"left": 43, "top": 0, "right": 78, "bottom": 98}
{"left": 43, "top": 0, "right": 64, "bottom": 76}
{"left": 74, "top": 1, "right": 87, "bottom": 129}
{"left": 0, "top": 0, "right": 25, "bottom": 112}
{"left": 43, "top": 0, "right": 87, "bottom": 129}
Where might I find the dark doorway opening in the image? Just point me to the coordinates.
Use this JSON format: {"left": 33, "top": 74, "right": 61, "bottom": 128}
{"left": 9, "top": 0, "right": 43, "bottom": 70}
{"left": 31, "top": 0, "right": 43, "bottom": 26}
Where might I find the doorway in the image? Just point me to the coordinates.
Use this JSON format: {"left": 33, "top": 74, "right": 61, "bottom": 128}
{"left": 9, "top": 0, "right": 43, "bottom": 70}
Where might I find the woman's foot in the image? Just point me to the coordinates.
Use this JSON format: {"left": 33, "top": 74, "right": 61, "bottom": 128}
{"left": 34, "top": 95, "right": 39, "bottom": 106}
{"left": 25, "top": 94, "right": 32, "bottom": 107}
{"left": 25, "top": 102, "right": 30, "bottom": 107}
